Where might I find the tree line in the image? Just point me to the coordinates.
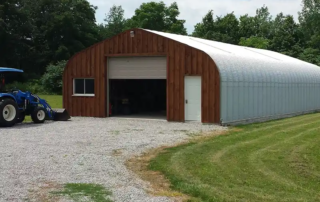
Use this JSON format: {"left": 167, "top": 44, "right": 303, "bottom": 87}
{"left": 0, "top": 0, "right": 319, "bottom": 94}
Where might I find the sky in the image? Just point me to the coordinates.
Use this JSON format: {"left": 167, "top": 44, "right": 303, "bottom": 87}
{"left": 89, "top": 0, "right": 303, "bottom": 34}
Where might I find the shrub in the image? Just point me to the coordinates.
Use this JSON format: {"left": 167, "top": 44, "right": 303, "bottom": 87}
{"left": 5, "top": 80, "right": 48, "bottom": 94}
{"left": 41, "top": 60, "right": 67, "bottom": 94}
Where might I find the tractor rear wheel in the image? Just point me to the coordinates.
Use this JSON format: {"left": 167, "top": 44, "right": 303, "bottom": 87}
{"left": 31, "top": 107, "right": 46, "bottom": 124}
{"left": 0, "top": 99, "right": 19, "bottom": 127}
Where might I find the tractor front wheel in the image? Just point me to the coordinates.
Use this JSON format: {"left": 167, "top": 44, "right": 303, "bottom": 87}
{"left": 31, "top": 107, "right": 46, "bottom": 124}
{"left": 0, "top": 99, "right": 19, "bottom": 127}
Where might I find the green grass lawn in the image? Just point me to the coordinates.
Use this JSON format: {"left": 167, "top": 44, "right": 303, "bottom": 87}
{"left": 24, "top": 95, "right": 62, "bottom": 122}
{"left": 51, "top": 183, "right": 113, "bottom": 202}
{"left": 149, "top": 113, "right": 320, "bottom": 202}
{"left": 38, "top": 95, "right": 63, "bottom": 108}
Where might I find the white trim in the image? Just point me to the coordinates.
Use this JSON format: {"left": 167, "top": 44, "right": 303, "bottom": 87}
{"left": 106, "top": 59, "right": 109, "bottom": 116}
{"left": 72, "top": 94, "right": 95, "bottom": 97}
{"left": 72, "top": 78, "right": 95, "bottom": 96}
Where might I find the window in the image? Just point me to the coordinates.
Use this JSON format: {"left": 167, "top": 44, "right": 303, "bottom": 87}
{"left": 73, "top": 78, "right": 94, "bottom": 96}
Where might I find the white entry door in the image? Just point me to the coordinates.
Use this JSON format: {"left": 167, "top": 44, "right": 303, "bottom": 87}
{"left": 184, "top": 76, "right": 201, "bottom": 121}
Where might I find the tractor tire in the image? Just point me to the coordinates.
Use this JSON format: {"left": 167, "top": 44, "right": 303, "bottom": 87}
{"left": 31, "top": 107, "right": 46, "bottom": 124}
{"left": 0, "top": 99, "right": 19, "bottom": 127}
{"left": 16, "top": 111, "right": 25, "bottom": 123}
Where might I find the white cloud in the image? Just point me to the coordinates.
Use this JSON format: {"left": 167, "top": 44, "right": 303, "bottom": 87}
{"left": 89, "top": 0, "right": 303, "bottom": 34}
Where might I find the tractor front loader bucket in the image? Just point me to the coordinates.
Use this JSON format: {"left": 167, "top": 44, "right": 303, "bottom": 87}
{"left": 52, "top": 108, "right": 71, "bottom": 121}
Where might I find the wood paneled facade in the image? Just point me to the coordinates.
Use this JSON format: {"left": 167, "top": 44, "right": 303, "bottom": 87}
{"left": 63, "top": 28, "right": 221, "bottom": 123}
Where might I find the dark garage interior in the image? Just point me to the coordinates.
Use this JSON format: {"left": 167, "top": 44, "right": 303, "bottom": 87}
{"left": 109, "top": 79, "right": 166, "bottom": 118}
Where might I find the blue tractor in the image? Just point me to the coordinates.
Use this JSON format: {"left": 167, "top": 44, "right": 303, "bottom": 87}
{"left": 0, "top": 67, "right": 70, "bottom": 127}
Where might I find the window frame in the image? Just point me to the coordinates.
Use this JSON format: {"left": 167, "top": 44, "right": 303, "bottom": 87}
{"left": 72, "top": 78, "right": 95, "bottom": 97}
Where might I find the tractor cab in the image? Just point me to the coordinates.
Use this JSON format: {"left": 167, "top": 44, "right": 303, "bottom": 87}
{"left": 0, "top": 67, "right": 23, "bottom": 93}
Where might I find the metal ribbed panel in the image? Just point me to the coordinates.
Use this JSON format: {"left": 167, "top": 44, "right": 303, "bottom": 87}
{"left": 144, "top": 29, "right": 320, "bottom": 125}
{"left": 108, "top": 56, "right": 167, "bottom": 79}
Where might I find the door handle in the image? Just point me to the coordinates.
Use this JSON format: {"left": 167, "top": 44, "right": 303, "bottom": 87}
{"left": 185, "top": 100, "right": 188, "bottom": 104}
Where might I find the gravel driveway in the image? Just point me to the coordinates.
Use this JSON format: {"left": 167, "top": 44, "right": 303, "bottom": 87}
{"left": 0, "top": 117, "right": 226, "bottom": 202}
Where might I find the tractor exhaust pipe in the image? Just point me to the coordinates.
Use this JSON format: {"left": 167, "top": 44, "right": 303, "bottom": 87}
{"left": 52, "top": 108, "right": 71, "bottom": 121}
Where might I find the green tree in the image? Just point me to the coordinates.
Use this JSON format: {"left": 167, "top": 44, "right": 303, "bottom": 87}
{"left": 164, "top": 2, "right": 187, "bottom": 35}
{"left": 19, "top": 0, "right": 101, "bottom": 76}
{"left": 239, "top": 14, "right": 256, "bottom": 39}
{"left": 299, "top": 48, "right": 320, "bottom": 66}
{"left": 299, "top": 0, "right": 320, "bottom": 48}
{"left": 192, "top": 10, "right": 239, "bottom": 44}
{"left": 193, "top": 7, "right": 273, "bottom": 45}
{"left": 192, "top": 10, "right": 215, "bottom": 39}
{"left": 253, "top": 5, "right": 273, "bottom": 39}
{"left": 299, "top": 0, "right": 320, "bottom": 39}
{"left": 213, "top": 12, "right": 240, "bottom": 44}
{"left": 239, "top": 36, "right": 270, "bottom": 49}
{"left": 0, "top": 0, "right": 32, "bottom": 72}
{"left": 269, "top": 13, "right": 303, "bottom": 57}
{"left": 129, "top": 1, "right": 187, "bottom": 34}
{"left": 298, "top": 0, "right": 320, "bottom": 65}
{"left": 98, "top": 5, "right": 128, "bottom": 39}
{"left": 238, "top": 6, "right": 273, "bottom": 40}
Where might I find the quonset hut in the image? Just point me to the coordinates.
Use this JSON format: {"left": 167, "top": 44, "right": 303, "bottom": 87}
{"left": 62, "top": 28, "right": 320, "bottom": 125}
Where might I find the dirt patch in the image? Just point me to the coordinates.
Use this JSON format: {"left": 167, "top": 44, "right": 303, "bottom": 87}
{"left": 228, "top": 127, "right": 244, "bottom": 132}
{"left": 192, "top": 129, "right": 229, "bottom": 140}
{"left": 27, "top": 181, "right": 64, "bottom": 202}
{"left": 126, "top": 145, "right": 190, "bottom": 202}
{"left": 125, "top": 129, "right": 229, "bottom": 202}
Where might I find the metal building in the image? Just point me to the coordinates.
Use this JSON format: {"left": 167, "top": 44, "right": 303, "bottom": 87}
{"left": 63, "top": 28, "right": 320, "bottom": 125}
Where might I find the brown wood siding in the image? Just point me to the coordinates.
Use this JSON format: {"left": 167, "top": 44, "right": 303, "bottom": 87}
{"left": 63, "top": 28, "right": 221, "bottom": 123}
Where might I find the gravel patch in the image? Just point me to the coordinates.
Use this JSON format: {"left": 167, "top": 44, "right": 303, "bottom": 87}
{"left": 0, "top": 117, "right": 227, "bottom": 202}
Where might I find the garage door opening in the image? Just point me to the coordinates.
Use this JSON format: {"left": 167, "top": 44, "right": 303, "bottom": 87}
{"left": 109, "top": 79, "right": 166, "bottom": 119}
{"left": 107, "top": 56, "right": 167, "bottom": 120}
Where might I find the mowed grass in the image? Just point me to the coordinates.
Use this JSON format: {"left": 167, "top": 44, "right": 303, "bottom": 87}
{"left": 38, "top": 95, "right": 63, "bottom": 108}
{"left": 149, "top": 113, "right": 320, "bottom": 202}
{"left": 24, "top": 95, "right": 62, "bottom": 122}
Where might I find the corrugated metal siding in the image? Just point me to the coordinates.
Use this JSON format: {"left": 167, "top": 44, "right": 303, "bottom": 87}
{"left": 145, "top": 29, "right": 320, "bottom": 125}
{"left": 217, "top": 55, "right": 320, "bottom": 124}
{"left": 220, "top": 81, "right": 320, "bottom": 125}
{"left": 108, "top": 56, "right": 166, "bottom": 79}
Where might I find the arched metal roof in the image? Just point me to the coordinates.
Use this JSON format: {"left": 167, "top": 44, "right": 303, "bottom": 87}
{"left": 143, "top": 29, "right": 320, "bottom": 84}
